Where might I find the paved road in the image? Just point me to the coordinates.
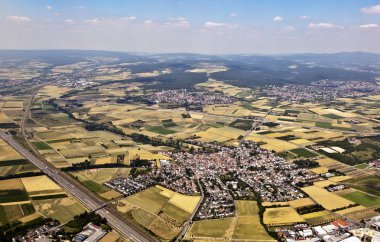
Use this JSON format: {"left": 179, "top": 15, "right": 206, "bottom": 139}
{"left": 0, "top": 130, "right": 156, "bottom": 242}
{"left": 0, "top": 87, "right": 157, "bottom": 242}
{"left": 175, "top": 179, "right": 205, "bottom": 242}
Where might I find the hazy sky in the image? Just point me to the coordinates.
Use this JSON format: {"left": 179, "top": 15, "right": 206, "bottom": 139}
{"left": 1, "top": 0, "right": 380, "bottom": 54}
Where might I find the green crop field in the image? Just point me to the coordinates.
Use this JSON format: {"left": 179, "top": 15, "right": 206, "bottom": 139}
{"left": 0, "top": 159, "right": 28, "bottom": 167}
{"left": 340, "top": 191, "right": 380, "bottom": 207}
{"left": 290, "top": 148, "right": 319, "bottom": 158}
{"left": 0, "top": 190, "right": 29, "bottom": 203}
{"left": 229, "top": 119, "right": 253, "bottom": 131}
{"left": 322, "top": 114, "right": 343, "bottom": 119}
{"left": 162, "top": 202, "right": 190, "bottom": 223}
{"left": 131, "top": 208, "right": 156, "bottom": 228}
{"left": 233, "top": 200, "right": 274, "bottom": 241}
{"left": 32, "top": 141, "right": 52, "bottom": 150}
{"left": 315, "top": 122, "right": 332, "bottom": 128}
{"left": 147, "top": 126, "right": 176, "bottom": 135}
{"left": 0, "top": 206, "right": 8, "bottom": 225}
{"left": 82, "top": 180, "right": 109, "bottom": 194}
{"left": 20, "top": 203, "right": 36, "bottom": 215}
{"left": 126, "top": 187, "right": 170, "bottom": 214}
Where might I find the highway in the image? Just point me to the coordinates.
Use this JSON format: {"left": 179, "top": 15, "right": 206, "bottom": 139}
{"left": 0, "top": 130, "right": 157, "bottom": 242}
{"left": 0, "top": 87, "right": 157, "bottom": 241}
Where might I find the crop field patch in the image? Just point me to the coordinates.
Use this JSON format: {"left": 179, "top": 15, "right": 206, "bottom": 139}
{"left": 232, "top": 200, "right": 274, "bottom": 241}
{"left": 131, "top": 208, "right": 157, "bottom": 228}
{"left": 21, "top": 176, "right": 61, "bottom": 194}
{"left": 126, "top": 187, "right": 170, "bottom": 214}
{"left": 162, "top": 202, "right": 190, "bottom": 223}
{"left": 264, "top": 207, "right": 305, "bottom": 225}
{"left": 188, "top": 217, "right": 235, "bottom": 238}
{"left": 147, "top": 126, "right": 177, "bottom": 135}
{"left": 290, "top": 148, "right": 319, "bottom": 158}
{"left": 82, "top": 180, "right": 109, "bottom": 194}
{"left": 168, "top": 193, "right": 200, "bottom": 214}
{"left": 301, "top": 186, "right": 355, "bottom": 210}
{"left": 33, "top": 197, "right": 86, "bottom": 223}
{"left": 340, "top": 191, "right": 380, "bottom": 207}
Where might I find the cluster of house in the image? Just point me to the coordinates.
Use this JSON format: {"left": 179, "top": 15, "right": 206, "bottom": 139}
{"left": 196, "top": 175, "right": 235, "bottom": 219}
{"left": 12, "top": 221, "right": 60, "bottom": 242}
{"left": 147, "top": 89, "right": 235, "bottom": 106}
{"left": 105, "top": 174, "right": 156, "bottom": 196}
{"left": 105, "top": 140, "right": 320, "bottom": 212}
{"left": 72, "top": 223, "right": 107, "bottom": 242}
{"left": 262, "top": 80, "right": 380, "bottom": 103}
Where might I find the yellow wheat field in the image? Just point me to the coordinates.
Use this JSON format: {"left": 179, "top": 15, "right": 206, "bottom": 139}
{"left": 301, "top": 186, "right": 355, "bottom": 210}
{"left": 264, "top": 207, "right": 305, "bottom": 225}
{"left": 21, "top": 175, "right": 61, "bottom": 193}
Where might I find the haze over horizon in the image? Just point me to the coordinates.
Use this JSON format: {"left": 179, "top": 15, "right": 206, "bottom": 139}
{"left": 1, "top": 0, "right": 380, "bottom": 54}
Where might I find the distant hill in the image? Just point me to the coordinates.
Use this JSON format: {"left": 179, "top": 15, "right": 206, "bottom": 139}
{"left": 0, "top": 50, "right": 379, "bottom": 88}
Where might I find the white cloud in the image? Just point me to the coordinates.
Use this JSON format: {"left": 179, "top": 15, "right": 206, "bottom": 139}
{"left": 283, "top": 26, "right": 295, "bottom": 32}
{"left": 273, "top": 16, "right": 283, "bottom": 22}
{"left": 229, "top": 13, "right": 237, "bottom": 17}
{"left": 144, "top": 20, "right": 153, "bottom": 24}
{"left": 361, "top": 5, "right": 380, "bottom": 14}
{"left": 204, "top": 21, "right": 228, "bottom": 28}
{"left": 358, "top": 24, "right": 379, "bottom": 29}
{"left": 300, "top": 15, "right": 310, "bottom": 20}
{"left": 64, "top": 19, "right": 75, "bottom": 24}
{"left": 308, "top": 22, "right": 341, "bottom": 29}
{"left": 85, "top": 18, "right": 102, "bottom": 24}
{"left": 53, "top": 12, "right": 60, "bottom": 16}
{"left": 121, "top": 16, "right": 137, "bottom": 21}
{"left": 165, "top": 17, "right": 191, "bottom": 28}
{"left": 74, "top": 6, "right": 87, "bottom": 10}
{"left": 46, "top": 5, "right": 52, "bottom": 10}
{"left": 6, "top": 16, "right": 31, "bottom": 22}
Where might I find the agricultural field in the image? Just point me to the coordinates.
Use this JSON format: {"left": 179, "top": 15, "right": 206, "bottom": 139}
{"left": 0, "top": 139, "right": 38, "bottom": 177}
{"left": 187, "top": 217, "right": 235, "bottom": 239}
{"left": 301, "top": 186, "right": 355, "bottom": 210}
{"left": 232, "top": 200, "right": 274, "bottom": 241}
{"left": 117, "top": 186, "right": 200, "bottom": 240}
{"left": 0, "top": 175, "right": 85, "bottom": 226}
{"left": 339, "top": 191, "right": 380, "bottom": 207}
{"left": 263, "top": 207, "right": 305, "bottom": 226}
{"left": 71, "top": 168, "right": 130, "bottom": 198}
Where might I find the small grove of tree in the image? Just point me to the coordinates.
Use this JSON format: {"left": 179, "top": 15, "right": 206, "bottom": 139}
{"left": 293, "top": 159, "right": 319, "bottom": 168}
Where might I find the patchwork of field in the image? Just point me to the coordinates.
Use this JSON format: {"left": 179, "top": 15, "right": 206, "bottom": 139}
{"left": 71, "top": 168, "right": 130, "bottom": 198}
{"left": 301, "top": 186, "right": 355, "bottom": 210}
{"left": 0, "top": 176, "right": 85, "bottom": 225}
{"left": 0, "top": 139, "right": 38, "bottom": 177}
{"left": 116, "top": 186, "right": 200, "bottom": 240}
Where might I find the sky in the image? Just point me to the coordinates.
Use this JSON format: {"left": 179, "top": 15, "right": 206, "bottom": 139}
{"left": 0, "top": 0, "right": 380, "bottom": 54}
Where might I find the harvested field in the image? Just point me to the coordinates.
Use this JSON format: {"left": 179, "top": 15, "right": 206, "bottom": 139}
{"left": 301, "top": 186, "right": 355, "bottom": 210}
{"left": 33, "top": 197, "right": 86, "bottom": 223}
{"left": 188, "top": 217, "right": 235, "bottom": 239}
{"left": 21, "top": 175, "right": 61, "bottom": 194}
{"left": 264, "top": 207, "right": 305, "bottom": 226}
{"left": 232, "top": 200, "right": 274, "bottom": 241}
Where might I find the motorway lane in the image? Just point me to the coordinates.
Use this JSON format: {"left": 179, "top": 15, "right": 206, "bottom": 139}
{"left": 0, "top": 130, "right": 156, "bottom": 242}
